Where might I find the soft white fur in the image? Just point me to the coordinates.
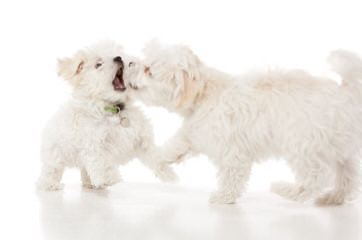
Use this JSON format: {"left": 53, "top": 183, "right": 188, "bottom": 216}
{"left": 126, "top": 41, "right": 362, "bottom": 205}
{"left": 37, "top": 42, "right": 176, "bottom": 191}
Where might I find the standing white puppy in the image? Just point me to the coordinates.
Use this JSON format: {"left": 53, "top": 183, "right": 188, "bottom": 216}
{"left": 126, "top": 41, "right": 362, "bottom": 205}
{"left": 37, "top": 42, "right": 176, "bottom": 191}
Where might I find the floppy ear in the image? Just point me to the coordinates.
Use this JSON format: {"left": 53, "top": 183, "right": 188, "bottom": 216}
{"left": 57, "top": 51, "right": 85, "bottom": 85}
{"left": 173, "top": 46, "right": 203, "bottom": 109}
{"left": 174, "top": 67, "right": 203, "bottom": 109}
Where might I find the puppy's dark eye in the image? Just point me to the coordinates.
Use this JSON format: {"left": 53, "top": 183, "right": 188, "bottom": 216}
{"left": 95, "top": 61, "right": 103, "bottom": 69}
{"left": 129, "top": 62, "right": 135, "bottom": 67}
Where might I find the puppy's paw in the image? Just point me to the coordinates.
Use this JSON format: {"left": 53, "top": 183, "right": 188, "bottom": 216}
{"left": 82, "top": 178, "right": 100, "bottom": 189}
{"left": 88, "top": 177, "right": 109, "bottom": 189}
{"left": 270, "top": 181, "right": 314, "bottom": 202}
{"left": 37, "top": 180, "right": 64, "bottom": 191}
{"left": 155, "top": 164, "right": 179, "bottom": 183}
{"left": 82, "top": 183, "right": 99, "bottom": 189}
{"left": 315, "top": 191, "right": 345, "bottom": 206}
{"left": 209, "top": 191, "right": 237, "bottom": 204}
{"left": 82, "top": 180, "right": 106, "bottom": 190}
{"left": 104, "top": 175, "right": 122, "bottom": 187}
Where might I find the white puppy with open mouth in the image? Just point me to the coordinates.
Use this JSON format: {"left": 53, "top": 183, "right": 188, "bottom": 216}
{"left": 37, "top": 42, "right": 177, "bottom": 191}
{"left": 126, "top": 41, "right": 362, "bottom": 205}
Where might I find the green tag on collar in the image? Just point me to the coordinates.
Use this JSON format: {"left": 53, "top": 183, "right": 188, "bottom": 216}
{"left": 104, "top": 103, "right": 125, "bottom": 113}
{"left": 104, "top": 106, "right": 120, "bottom": 113}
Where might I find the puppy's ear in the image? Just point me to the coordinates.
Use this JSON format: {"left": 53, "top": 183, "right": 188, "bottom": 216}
{"left": 175, "top": 69, "right": 205, "bottom": 109}
{"left": 57, "top": 51, "right": 86, "bottom": 84}
{"left": 174, "top": 47, "right": 203, "bottom": 109}
{"left": 174, "top": 46, "right": 205, "bottom": 109}
{"left": 174, "top": 69, "right": 201, "bottom": 109}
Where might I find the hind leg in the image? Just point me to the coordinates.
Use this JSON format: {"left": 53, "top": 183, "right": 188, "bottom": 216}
{"left": 271, "top": 157, "right": 327, "bottom": 202}
{"left": 315, "top": 157, "right": 360, "bottom": 205}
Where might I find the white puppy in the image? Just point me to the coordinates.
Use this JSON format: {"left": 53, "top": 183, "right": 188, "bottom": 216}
{"left": 37, "top": 42, "right": 176, "bottom": 191}
{"left": 126, "top": 41, "right": 362, "bottom": 205}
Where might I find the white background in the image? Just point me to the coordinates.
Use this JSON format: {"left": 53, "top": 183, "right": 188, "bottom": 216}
{"left": 0, "top": 0, "right": 361, "bottom": 239}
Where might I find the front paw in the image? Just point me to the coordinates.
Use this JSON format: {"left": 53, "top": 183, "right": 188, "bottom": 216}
{"left": 315, "top": 191, "right": 345, "bottom": 206}
{"left": 270, "top": 181, "right": 314, "bottom": 202}
{"left": 104, "top": 175, "right": 122, "bottom": 187}
{"left": 155, "top": 164, "right": 179, "bottom": 183}
{"left": 82, "top": 183, "right": 101, "bottom": 190}
{"left": 209, "top": 191, "right": 238, "bottom": 204}
{"left": 89, "top": 177, "right": 109, "bottom": 189}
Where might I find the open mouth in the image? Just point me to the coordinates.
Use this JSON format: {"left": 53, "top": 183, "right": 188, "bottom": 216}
{"left": 112, "top": 68, "right": 126, "bottom": 91}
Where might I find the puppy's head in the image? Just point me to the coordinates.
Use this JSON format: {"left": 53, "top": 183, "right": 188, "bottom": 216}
{"left": 126, "top": 40, "right": 204, "bottom": 111}
{"left": 57, "top": 41, "right": 138, "bottom": 103}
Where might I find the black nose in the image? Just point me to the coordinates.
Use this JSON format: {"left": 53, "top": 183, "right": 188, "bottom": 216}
{"left": 113, "top": 56, "right": 123, "bottom": 63}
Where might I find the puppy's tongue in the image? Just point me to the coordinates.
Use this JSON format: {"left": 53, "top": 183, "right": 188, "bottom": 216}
{"left": 113, "top": 69, "right": 126, "bottom": 91}
{"left": 113, "top": 76, "right": 125, "bottom": 89}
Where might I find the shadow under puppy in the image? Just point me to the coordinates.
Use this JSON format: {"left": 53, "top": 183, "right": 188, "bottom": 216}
{"left": 126, "top": 41, "right": 362, "bottom": 205}
{"left": 37, "top": 42, "right": 177, "bottom": 190}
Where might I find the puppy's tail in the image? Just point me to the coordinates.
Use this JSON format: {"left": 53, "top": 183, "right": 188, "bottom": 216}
{"left": 327, "top": 49, "right": 362, "bottom": 89}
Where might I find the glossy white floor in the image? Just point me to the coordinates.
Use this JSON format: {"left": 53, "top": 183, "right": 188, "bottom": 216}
{"left": 3, "top": 174, "right": 361, "bottom": 240}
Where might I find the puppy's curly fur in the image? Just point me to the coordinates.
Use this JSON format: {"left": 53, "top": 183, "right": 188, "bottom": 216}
{"left": 37, "top": 42, "right": 177, "bottom": 191}
{"left": 127, "top": 41, "right": 362, "bottom": 205}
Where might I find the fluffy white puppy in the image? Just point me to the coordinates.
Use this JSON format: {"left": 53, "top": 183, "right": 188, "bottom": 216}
{"left": 126, "top": 41, "right": 362, "bottom": 205}
{"left": 37, "top": 42, "right": 176, "bottom": 191}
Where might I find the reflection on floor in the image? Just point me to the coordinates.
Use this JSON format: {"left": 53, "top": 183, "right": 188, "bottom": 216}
{"left": 35, "top": 183, "right": 362, "bottom": 240}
